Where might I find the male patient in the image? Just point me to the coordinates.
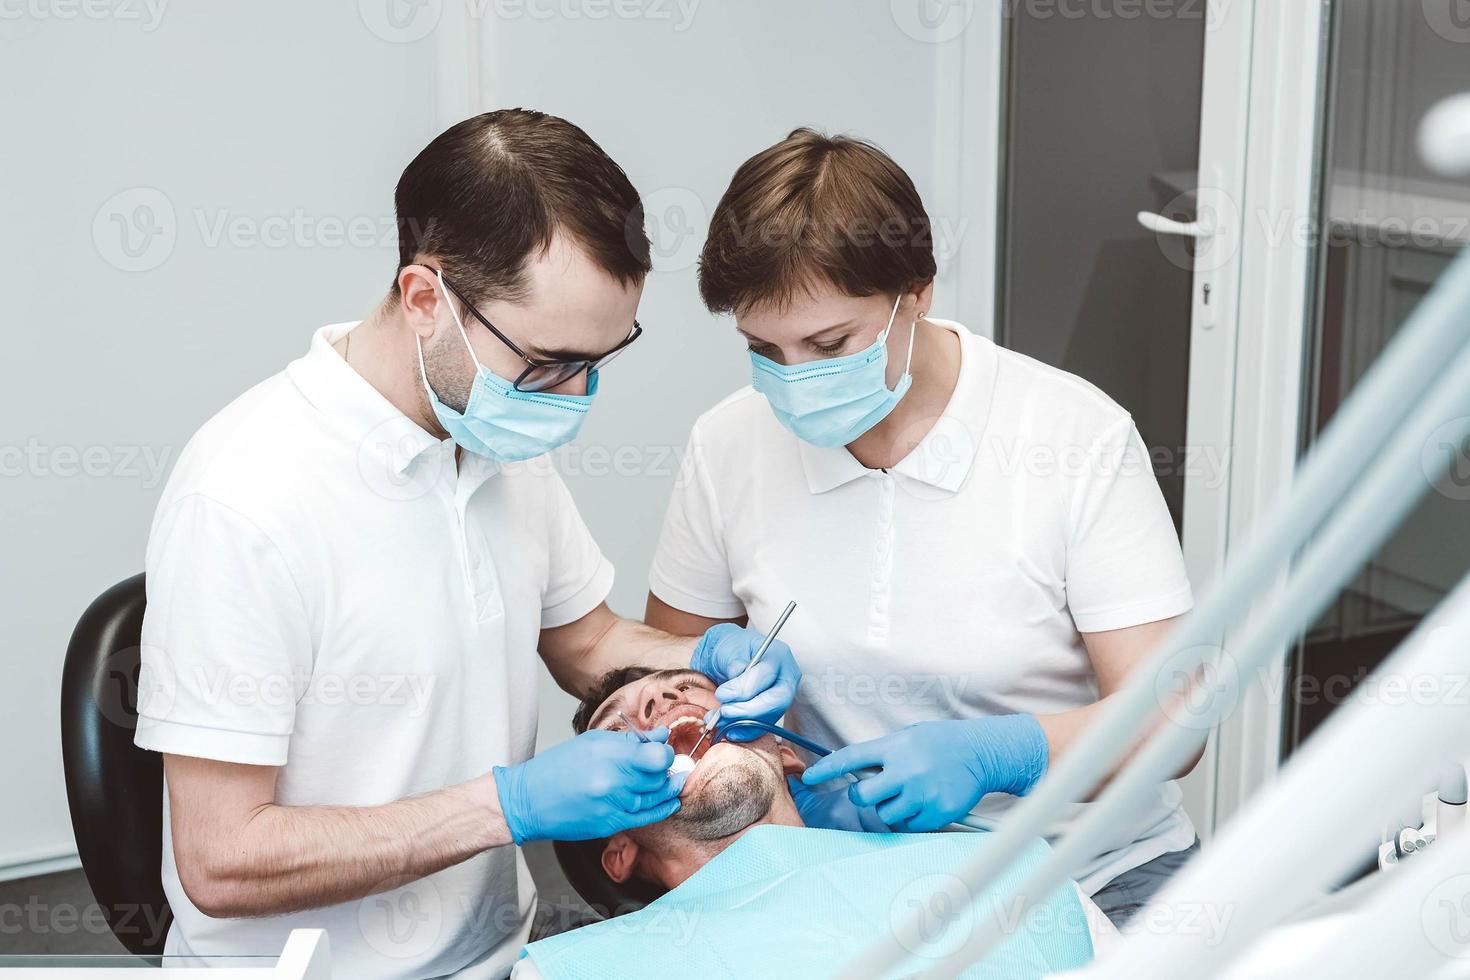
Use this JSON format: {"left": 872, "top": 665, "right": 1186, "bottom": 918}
{"left": 515, "top": 667, "right": 1109, "bottom": 979}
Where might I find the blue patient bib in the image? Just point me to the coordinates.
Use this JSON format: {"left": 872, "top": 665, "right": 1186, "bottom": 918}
{"left": 522, "top": 826, "right": 1093, "bottom": 979}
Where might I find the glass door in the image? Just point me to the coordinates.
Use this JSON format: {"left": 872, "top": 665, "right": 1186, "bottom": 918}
{"left": 1285, "top": 0, "right": 1470, "bottom": 752}
{"left": 996, "top": 0, "right": 1257, "bottom": 836}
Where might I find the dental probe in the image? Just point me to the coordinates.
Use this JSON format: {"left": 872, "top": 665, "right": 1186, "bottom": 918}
{"left": 688, "top": 600, "right": 798, "bottom": 759}
{"left": 616, "top": 710, "right": 650, "bottom": 742}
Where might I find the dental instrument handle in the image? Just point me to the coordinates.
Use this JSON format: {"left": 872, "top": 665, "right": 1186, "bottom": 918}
{"left": 747, "top": 600, "right": 798, "bottom": 672}
{"left": 693, "top": 600, "right": 799, "bottom": 757}
{"left": 616, "top": 710, "right": 651, "bottom": 743}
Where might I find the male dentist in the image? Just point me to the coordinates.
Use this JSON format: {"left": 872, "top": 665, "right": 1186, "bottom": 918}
{"left": 133, "top": 109, "right": 799, "bottom": 979}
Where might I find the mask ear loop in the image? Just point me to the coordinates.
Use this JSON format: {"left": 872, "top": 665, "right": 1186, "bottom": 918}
{"left": 416, "top": 270, "right": 480, "bottom": 399}
{"left": 880, "top": 291, "right": 917, "bottom": 388}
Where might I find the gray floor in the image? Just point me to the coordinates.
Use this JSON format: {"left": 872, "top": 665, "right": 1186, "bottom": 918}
{"left": 0, "top": 842, "right": 590, "bottom": 958}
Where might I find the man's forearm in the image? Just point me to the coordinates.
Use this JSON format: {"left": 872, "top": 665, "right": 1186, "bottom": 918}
{"left": 174, "top": 767, "right": 512, "bottom": 918}
{"left": 541, "top": 604, "right": 698, "bottom": 696}
{"left": 578, "top": 617, "right": 695, "bottom": 690}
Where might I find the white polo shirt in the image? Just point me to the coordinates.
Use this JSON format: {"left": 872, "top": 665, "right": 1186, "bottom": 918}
{"left": 649, "top": 318, "right": 1196, "bottom": 893}
{"left": 135, "top": 323, "right": 613, "bottom": 979}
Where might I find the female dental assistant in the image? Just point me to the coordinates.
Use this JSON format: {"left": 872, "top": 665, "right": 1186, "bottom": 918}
{"left": 645, "top": 129, "right": 1202, "bottom": 924}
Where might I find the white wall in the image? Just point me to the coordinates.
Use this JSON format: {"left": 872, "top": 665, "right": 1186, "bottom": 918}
{"left": 0, "top": 3, "right": 439, "bottom": 876}
{"left": 0, "top": 1, "right": 999, "bottom": 875}
{"left": 468, "top": 0, "right": 998, "bottom": 751}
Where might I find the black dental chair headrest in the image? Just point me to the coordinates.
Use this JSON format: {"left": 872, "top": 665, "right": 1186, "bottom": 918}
{"left": 553, "top": 837, "right": 667, "bottom": 919}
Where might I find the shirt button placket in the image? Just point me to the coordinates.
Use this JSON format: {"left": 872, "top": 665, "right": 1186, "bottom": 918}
{"left": 869, "top": 472, "right": 895, "bottom": 642}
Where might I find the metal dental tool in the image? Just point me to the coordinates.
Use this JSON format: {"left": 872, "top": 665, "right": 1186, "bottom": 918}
{"left": 687, "top": 600, "right": 798, "bottom": 760}
{"left": 615, "top": 710, "right": 650, "bottom": 742}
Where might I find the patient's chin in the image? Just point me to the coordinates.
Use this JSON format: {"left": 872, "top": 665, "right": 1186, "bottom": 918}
{"left": 671, "top": 749, "right": 777, "bottom": 841}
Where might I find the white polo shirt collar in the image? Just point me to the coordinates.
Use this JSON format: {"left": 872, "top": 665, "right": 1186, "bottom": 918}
{"left": 287, "top": 321, "right": 500, "bottom": 488}
{"left": 797, "top": 318, "right": 996, "bottom": 495}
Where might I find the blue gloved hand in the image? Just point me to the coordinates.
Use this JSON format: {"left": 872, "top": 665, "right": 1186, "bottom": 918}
{"left": 799, "top": 715, "right": 1049, "bottom": 833}
{"left": 689, "top": 622, "right": 802, "bottom": 741}
{"left": 494, "top": 728, "right": 684, "bottom": 844}
{"left": 786, "top": 776, "right": 890, "bottom": 833}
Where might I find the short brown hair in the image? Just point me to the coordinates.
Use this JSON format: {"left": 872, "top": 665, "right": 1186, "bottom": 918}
{"left": 394, "top": 108, "right": 651, "bottom": 305}
{"left": 697, "top": 128, "right": 936, "bottom": 315}
{"left": 572, "top": 665, "right": 662, "bottom": 735}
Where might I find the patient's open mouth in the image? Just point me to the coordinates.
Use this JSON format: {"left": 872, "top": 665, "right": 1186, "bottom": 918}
{"left": 666, "top": 715, "right": 714, "bottom": 762}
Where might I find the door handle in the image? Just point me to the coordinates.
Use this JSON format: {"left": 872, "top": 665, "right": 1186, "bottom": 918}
{"left": 1137, "top": 210, "right": 1211, "bottom": 238}
{"left": 1138, "top": 209, "right": 1218, "bottom": 329}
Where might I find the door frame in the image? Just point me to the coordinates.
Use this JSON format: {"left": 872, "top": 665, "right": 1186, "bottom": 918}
{"left": 1203, "top": 0, "right": 1331, "bottom": 827}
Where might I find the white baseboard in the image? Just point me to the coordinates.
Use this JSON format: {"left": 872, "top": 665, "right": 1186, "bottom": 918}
{"left": 0, "top": 847, "right": 82, "bottom": 883}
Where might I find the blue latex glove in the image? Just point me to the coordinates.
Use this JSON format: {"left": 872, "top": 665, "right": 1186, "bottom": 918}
{"left": 494, "top": 728, "right": 684, "bottom": 845}
{"left": 800, "top": 715, "right": 1049, "bottom": 833}
{"left": 689, "top": 622, "right": 802, "bottom": 741}
{"left": 786, "top": 776, "right": 890, "bottom": 833}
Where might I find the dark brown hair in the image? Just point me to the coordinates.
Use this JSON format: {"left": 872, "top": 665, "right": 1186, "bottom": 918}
{"left": 393, "top": 108, "right": 651, "bottom": 304}
{"left": 697, "top": 128, "right": 936, "bottom": 315}
{"left": 572, "top": 665, "right": 662, "bottom": 735}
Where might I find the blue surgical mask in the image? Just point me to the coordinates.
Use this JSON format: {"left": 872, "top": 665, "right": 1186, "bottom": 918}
{"left": 749, "top": 294, "right": 915, "bottom": 448}
{"left": 417, "top": 272, "right": 596, "bottom": 462}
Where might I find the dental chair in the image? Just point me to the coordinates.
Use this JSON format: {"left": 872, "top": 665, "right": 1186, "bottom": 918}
{"left": 58, "top": 573, "right": 172, "bottom": 956}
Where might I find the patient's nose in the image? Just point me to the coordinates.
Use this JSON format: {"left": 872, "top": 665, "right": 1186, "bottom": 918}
{"left": 639, "top": 688, "right": 680, "bottom": 721}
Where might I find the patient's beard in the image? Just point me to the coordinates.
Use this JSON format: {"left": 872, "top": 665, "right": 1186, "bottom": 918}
{"left": 670, "top": 750, "right": 778, "bottom": 841}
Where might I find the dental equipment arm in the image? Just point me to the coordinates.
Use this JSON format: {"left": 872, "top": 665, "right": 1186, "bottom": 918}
{"left": 844, "top": 201, "right": 1470, "bottom": 976}
{"left": 1084, "top": 572, "right": 1470, "bottom": 978}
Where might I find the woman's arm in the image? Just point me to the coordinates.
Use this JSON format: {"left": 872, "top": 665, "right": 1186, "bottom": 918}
{"left": 1036, "top": 615, "right": 1206, "bottom": 796}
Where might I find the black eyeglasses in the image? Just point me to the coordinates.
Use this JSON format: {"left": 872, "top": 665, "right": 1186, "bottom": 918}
{"left": 438, "top": 272, "right": 642, "bottom": 393}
